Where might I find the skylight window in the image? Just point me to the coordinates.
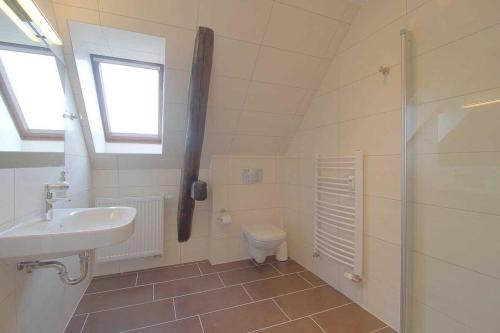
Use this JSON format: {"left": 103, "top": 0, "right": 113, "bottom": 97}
{"left": 0, "top": 42, "right": 65, "bottom": 140}
{"left": 91, "top": 54, "right": 164, "bottom": 143}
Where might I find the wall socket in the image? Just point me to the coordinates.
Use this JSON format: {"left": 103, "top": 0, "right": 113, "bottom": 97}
{"left": 242, "top": 168, "right": 263, "bottom": 184}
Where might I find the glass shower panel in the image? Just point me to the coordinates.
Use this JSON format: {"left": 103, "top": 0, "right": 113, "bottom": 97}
{"left": 404, "top": 5, "right": 500, "bottom": 332}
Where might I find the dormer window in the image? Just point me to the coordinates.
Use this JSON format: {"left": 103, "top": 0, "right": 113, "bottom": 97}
{"left": 0, "top": 42, "right": 64, "bottom": 140}
{"left": 91, "top": 54, "right": 164, "bottom": 144}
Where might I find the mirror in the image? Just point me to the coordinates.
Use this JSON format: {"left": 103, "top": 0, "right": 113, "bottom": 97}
{"left": 0, "top": 0, "right": 65, "bottom": 168}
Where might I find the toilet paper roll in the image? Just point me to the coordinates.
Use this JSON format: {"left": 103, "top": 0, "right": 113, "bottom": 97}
{"left": 219, "top": 214, "right": 232, "bottom": 224}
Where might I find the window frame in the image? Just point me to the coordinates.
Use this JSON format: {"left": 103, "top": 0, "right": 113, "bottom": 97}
{"left": 90, "top": 54, "right": 164, "bottom": 144}
{"left": 0, "top": 41, "right": 64, "bottom": 141}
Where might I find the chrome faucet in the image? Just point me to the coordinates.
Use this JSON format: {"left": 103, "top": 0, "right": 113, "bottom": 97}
{"left": 45, "top": 171, "right": 70, "bottom": 220}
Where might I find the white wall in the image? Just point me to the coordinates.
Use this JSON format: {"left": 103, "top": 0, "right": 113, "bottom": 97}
{"left": 0, "top": 71, "right": 92, "bottom": 333}
{"left": 209, "top": 155, "right": 283, "bottom": 264}
{"left": 283, "top": 0, "right": 403, "bottom": 329}
{"left": 53, "top": 0, "right": 355, "bottom": 276}
{"left": 91, "top": 167, "right": 211, "bottom": 275}
{"left": 91, "top": 155, "right": 284, "bottom": 273}
{"left": 405, "top": 0, "right": 500, "bottom": 332}
{"left": 51, "top": 0, "right": 359, "bottom": 166}
{"left": 283, "top": 0, "right": 500, "bottom": 332}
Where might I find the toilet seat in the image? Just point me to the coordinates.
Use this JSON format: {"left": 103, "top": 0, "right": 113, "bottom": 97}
{"left": 242, "top": 224, "right": 285, "bottom": 241}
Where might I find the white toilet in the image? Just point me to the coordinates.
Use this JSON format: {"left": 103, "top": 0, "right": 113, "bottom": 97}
{"left": 242, "top": 224, "right": 288, "bottom": 263}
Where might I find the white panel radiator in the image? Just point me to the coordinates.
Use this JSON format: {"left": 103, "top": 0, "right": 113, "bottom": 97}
{"left": 313, "top": 151, "right": 364, "bottom": 280}
{"left": 95, "top": 196, "right": 164, "bottom": 263}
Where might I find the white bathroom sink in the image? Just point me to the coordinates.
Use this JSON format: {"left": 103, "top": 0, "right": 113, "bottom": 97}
{"left": 0, "top": 207, "right": 136, "bottom": 261}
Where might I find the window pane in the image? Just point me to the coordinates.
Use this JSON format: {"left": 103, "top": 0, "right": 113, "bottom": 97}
{"left": 100, "top": 62, "right": 159, "bottom": 135}
{"left": 0, "top": 49, "right": 65, "bottom": 131}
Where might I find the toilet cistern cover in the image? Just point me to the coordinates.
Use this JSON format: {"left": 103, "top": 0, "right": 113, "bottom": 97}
{"left": 243, "top": 224, "right": 286, "bottom": 241}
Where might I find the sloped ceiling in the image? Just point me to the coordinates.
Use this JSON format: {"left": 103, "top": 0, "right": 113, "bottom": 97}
{"left": 52, "top": 0, "right": 359, "bottom": 167}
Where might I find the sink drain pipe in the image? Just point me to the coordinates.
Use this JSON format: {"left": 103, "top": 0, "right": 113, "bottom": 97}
{"left": 17, "top": 251, "right": 90, "bottom": 285}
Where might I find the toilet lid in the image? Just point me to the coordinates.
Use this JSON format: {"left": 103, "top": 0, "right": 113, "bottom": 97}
{"left": 243, "top": 224, "right": 286, "bottom": 241}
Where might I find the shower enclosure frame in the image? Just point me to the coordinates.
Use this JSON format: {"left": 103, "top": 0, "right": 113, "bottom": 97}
{"left": 400, "top": 28, "right": 409, "bottom": 333}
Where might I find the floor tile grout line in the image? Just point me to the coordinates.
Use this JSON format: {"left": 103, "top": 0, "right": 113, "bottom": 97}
{"left": 200, "top": 262, "right": 256, "bottom": 275}
{"left": 294, "top": 302, "right": 354, "bottom": 322}
{"left": 309, "top": 316, "right": 327, "bottom": 333}
{"left": 94, "top": 258, "right": 279, "bottom": 285}
{"left": 119, "top": 315, "right": 201, "bottom": 333}
{"left": 269, "top": 262, "right": 284, "bottom": 275}
{"left": 172, "top": 297, "right": 177, "bottom": 320}
{"left": 223, "top": 270, "right": 304, "bottom": 287}
{"left": 86, "top": 272, "right": 219, "bottom": 296}
{"left": 79, "top": 314, "right": 89, "bottom": 333}
{"left": 198, "top": 315, "right": 205, "bottom": 333}
{"left": 370, "top": 326, "right": 389, "bottom": 333}
{"left": 84, "top": 283, "right": 152, "bottom": 296}
{"left": 171, "top": 284, "right": 232, "bottom": 302}
{"left": 101, "top": 261, "right": 201, "bottom": 278}
{"left": 171, "top": 287, "right": 332, "bottom": 323}
{"left": 122, "top": 300, "right": 357, "bottom": 333}
{"left": 78, "top": 280, "right": 322, "bottom": 316}
{"left": 296, "top": 272, "right": 315, "bottom": 287}
{"left": 246, "top": 302, "right": 354, "bottom": 333}
{"left": 271, "top": 298, "right": 291, "bottom": 321}
{"left": 119, "top": 303, "right": 356, "bottom": 333}
{"left": 76, "top": 298, "right": 173, "bottom": 316}
{"left": 216, "top": 272, "right": 226, "bottom": 287}
{"left": 195, "top": 263, "right": 203, "bottom": 275}
{"left": 241, "top": 284, "right": 255, "bottom": 302}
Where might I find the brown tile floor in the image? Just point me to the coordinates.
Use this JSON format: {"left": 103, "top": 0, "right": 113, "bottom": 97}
{"left": 66, "top": 258, "right": 397, "bottom": 333}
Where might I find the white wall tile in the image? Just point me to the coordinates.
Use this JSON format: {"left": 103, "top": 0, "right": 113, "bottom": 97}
{"left": 229, "top": 135, "right": 283, "bottom": 155}
{"left": 212, "top": 36, "right": 260, "bottom": 79}
{"left": 413, "top": 253, "right": 500, "bottom": 332}
{"left": 252, "top": 47, "right": 323, "bottom": 88}
{"left": 414, "top": 203, "right": 500, "bottom": 278}
{"left": 244, "top": 82, "right": 308, "bottom": 114}
{"left": 237, "top": 112, "right": 300, "bottom": 137}
{"left": 339, "top": 0, "right": 404, "bottom": 51}
{"left": 99, "top": 0, "right": 199, "bottom": 29}
{"left": 165, "top": 69, "right": 190, "bottom": 104}
{"left": 414, "top": 24, "right": 500, "bottom": 104}
{"left": 411, "top": 301, "right": 479, "bottom": 333}
{"left": 0, "top": 169, "right": 14, "bottom": 228}
{"left": 198, "top": 0, "right": 274, "bottom": 43}
{"left": 117, "top": 169, "right": 180, "bottom": 187}
{"left": 204, "top": 107, "right": 240, "bottom": 134}
{"left": 411, "top": 152, "right": 500, "bottom": 215}
{"left": 100, "top": 13, "right": 196, "bottom": 71}
{"left": 208, "top": 76, "right": 250, "bottom": 109}
{"left": 364, "top": 196, "right": 401, "bottom": 245}
{"left": 263, "top": 3, "right": 339, "bottom": 57}
{"left": 337, "top": 17, "right": 403, "bottom": 86}
{"left": 0, "top": 293, "right": 17, "bottom": 333}
{"left": 408, "top": 0, "right": 500, "bottom": 56}
{"left": 338, "top": 110, "right": 400, "bottom": 156}
{"left": 277, "top": 0, "right": 357, "bottom": 21}
{"left": 53, "top": 0, "right": 99, "bottom": 10}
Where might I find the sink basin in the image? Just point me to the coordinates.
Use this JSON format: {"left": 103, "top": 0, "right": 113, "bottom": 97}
{"left": 0, "top": 207, "right": 136, "bottom": 261}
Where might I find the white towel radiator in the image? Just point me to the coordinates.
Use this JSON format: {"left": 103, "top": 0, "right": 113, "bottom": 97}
{"left": 313, "top": 151, "right": 364, "bottom": 281}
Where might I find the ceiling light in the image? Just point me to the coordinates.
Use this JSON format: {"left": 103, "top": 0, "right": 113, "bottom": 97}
{"left": 462, "top": 98, "right": 500, "bottom": 109}
{"left": 16, "top": 0, "right": 62, "bottom": 45}
{"left": 0, "top": 0, "right": 39, "bottom": 42}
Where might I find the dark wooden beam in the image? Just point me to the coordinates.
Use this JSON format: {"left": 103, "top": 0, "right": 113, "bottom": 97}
{"left": 177, "top": 27, "right": 214, "bottom": 242}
